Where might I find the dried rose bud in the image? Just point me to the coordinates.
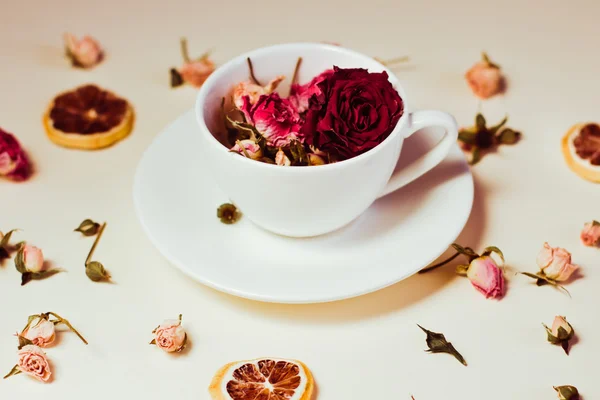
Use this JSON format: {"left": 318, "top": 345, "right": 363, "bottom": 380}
{"left": 0, "top": 128, "right": 31, "bottom": 181}
{"left": 16, "top": 245, "right": 45, "bottom": 273}
{"left": 231, "top": 140, "right": 263, "bottom": 160}
{"left": 64, "top": 33, "right": 103, "bottom": 68}
{"left": 465, "top": 255, "right": 504, "bottom": 299}
{"left": 580, "top": 220, "right": 600, "bottom": 247}
{"left": 232, "top": 76, "right": 285, "bottom": 110}
{"left": 465, "top": 52, "right": 504, "bottom": 99}
{"left": 171, "top": 38, "right": 214, "bottom": 88}
{"left": 21, "top": 318, "right": 56, "bottom": 348}
{"left": 544, "top": 316, "right": 574, "bottom": 355}
{"left": 275, "top": 148, "right": 291, "bottom": 166}
{"left": 554, "top": 385, "right": 580, "bottom": 400}
{"left": 13, "top": 345, "right": 52, "bottom": 382}
{"left": 150, "top": 314, "right": 187, "bottom": 353}
{"left": 85, "top": 261, "right": 111, "bottom": 282}
{"left": 536, "top": 243, "right": 579, "bottom": 282}
{"left": 217, "top": 203, "right": 241, "bottom": 224}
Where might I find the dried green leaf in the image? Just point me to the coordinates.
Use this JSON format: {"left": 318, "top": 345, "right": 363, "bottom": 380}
{"left": 74, "top": 219, "right": 100, "bottom": 236}
{"left": 149, "top": 338, "right": 156, "bottom": 345}
{"left": 17, "top": 335, "right": 33, "bottom": 350}
{"left": 417, "top": 324, "right": 467, "bottom": 366}
{"left": 217, "top": 203, "right": 242, "bottom": 225}
{"left": 14, "top": 246, "right": 26, "bottom": 273}
{"left": 498, "top": 128, "right": 521, "bottom": 144}
{"left": 289, "top": 140, "right": 308, "bottom": 165}
{"left": 468, "top": 147, "right": 481, "bottom": 165}
{"left": 0, "top": 229, "right": 18, "bottom": 248}
{"left": 0, "top": 247, "right": 9, "bottom": 262}
{"left": 21, "top": 269, "right": 62, "bottom": 286}
{"left": 86, "top": 261, "right": 111, "bottom": 282}
{"left": 475, "top": 113, "right": 486, "bottom": 131}
{"left": 455, "top": 264, "right": 469, "bottom": 276}
{"left": 520, "top": 272, "right": 571, "bottom": 296}
{"left": 170, "top": 68, "right": 184, "bottom": 88}
{"left": 458, "top": 129, "right": 477, "bottom": 145}
{"left": 481, "top": 52, "right": 500, "bottom": 69}
{"left": 592, "top": 220, "right": 600, "bottom": 227}
{"left": 482, "top": 246, "right": 504, "bottom": 263}
{"left": 451, "top": 244, "right": 478, "bottom": 259}
{"left": 554, "top": 385, "right": 579, "bottom": 400}
{"left": 3, "top": 364, "right": 21, "bottom": 379}
{"left": 488, "top": 116, "right": 508, "bottom": 135}
{"left": 23, "top": 314, "right": 40, "bottom": 333}
{"left": 561, "top": 341, "right": 570, "bottom": 355}
{"left": 20, "top": 272, "right": 33, "bottom": 286}
{"left": 543, "top": 323, "right": 561, "bottom": 344}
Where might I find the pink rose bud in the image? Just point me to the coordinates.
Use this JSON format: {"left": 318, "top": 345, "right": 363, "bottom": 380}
{"left": 22, "top": 245, "right": 45, "bottom": 273}
{"left": 289, "top": 69, "right": 334, "bottom": 113}
{"left": 465, "top": 53, "right": 504, "bottom": 99}
{"left": 17, "top": 345, "right": 52, "bottom": 382}
{"left": 232, "top": 76, "right": 285, "bottom": 111}
{"left": 230, "top": 140, "right": 263, "bottom": 160}
{"left": 275, "top": 149, "right": 291, "bottom": 166}
{"left": 152, "top": 316, "right": 187, "bottom": 353}
{"left": 179, "top": 58, "right": 215, "bottom": 88}
{"left": 243, "top": 93, "right": 303, "bottom": 148}
{"left": 536, "top": 242, "right": 578, "bottom": 282}
{"left": 466, "top": 256, "right": 504, "bottom": 298}
{"left": 22, "top": 318, "right": 56, "bottom": 347}
{"left": 0, "top": 128, "right": 31, "bottom": 181}
{"left": 550, "top": 316, "right": 574, "bottom": 339}
{"left": 581, "top": 220, "right": 600, "bottom": 247}
{"left": 64, "top": 33, "right": 103, "bottom": 68}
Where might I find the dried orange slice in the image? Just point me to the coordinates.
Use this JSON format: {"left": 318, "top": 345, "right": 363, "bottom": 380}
{"left": 43, "top": 84, "right": 134, "bottom": 150}
{"left": 209, "top": 358, "right": 314, "bottom": 400}
{"left": 561, "top": 123, "right": 600, "bottom": 183}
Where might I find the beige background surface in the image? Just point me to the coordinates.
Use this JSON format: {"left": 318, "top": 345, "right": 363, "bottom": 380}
{"left": 1, "top": 0, "right": 599, "bottom": 398}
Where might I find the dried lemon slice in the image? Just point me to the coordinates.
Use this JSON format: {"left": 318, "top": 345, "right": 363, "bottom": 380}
{"left": 43, "top": 84, "right": 134, "bottom": 150}
{"left": 209, "top": 358, "right": 314, "bottom": 400}
{"left": 562, "top": 123, "right": 600, "bottom": 183}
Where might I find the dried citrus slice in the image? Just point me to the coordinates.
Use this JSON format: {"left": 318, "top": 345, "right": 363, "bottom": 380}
{"left": 209, "top": 358, "right": 314, "bottom": 400}
{"left": 43, "top": 84, "right": 134, "bottom": 150}
{"left": 562, "top": 123, "right": 600, "bottom": 183}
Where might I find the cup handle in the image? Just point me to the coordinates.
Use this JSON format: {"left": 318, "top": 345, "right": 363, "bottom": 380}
{"left": 377, "top": 110, "right": 459, "bottom": 198}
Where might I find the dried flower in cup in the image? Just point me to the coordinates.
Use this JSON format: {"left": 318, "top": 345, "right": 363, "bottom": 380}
{"left": 458, "top": 113, "right": 521, "bottom": 164}
{"left": 544, "top": 316, "right": 575, "bottom": 355}
{"left": 419, "top": 243, "right": 505, "bottom": 299}
{"left": 520, "top": 242, "right": 579, "bottom": 295}
{"left": 170, "top": 38, "right": 215, "bottom": 88}
{"left": 465, "top": 52, "right": 505, "bottom": 99}
{"left": 150, "top": 314, "right": 187, "bottom": 353}
{"left": 17, "top": 312, "right": 88, "bottom": 349}
{"left": 4, "top": 345, "right": 51, "bottom": 382}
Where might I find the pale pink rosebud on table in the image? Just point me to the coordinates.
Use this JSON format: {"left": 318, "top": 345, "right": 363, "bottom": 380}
{"left": 151, "top": 315, "right": 187, "bottom": 353}
{"left": 64, "top": 33, "right": 103, "bottom": 68}
{"left": 465, "top": 52, "right": 504, "bottom": 99}
{"left": 536, "top": 242, "right": 578, "bottom": 281}
{"left": 22, "top": 318, "right": 56, "bottom": 347}
{"left": 466, "top": 256, "right": 504, "bottom": 299}
{"left": 580, "top": 220, "right": 600, "bottom": 247}
{"left": 230, "top": 140, "right": 263, "bottom": 160}
{"left": 232, "top": 76, "right": 285, "bottom": 111}
{"left": 17, "top": 345, "right": 52, "bottom": 382}
{"left": 22, "top": 245, "right": 45, "bottom": 273}
{"left": 544, "top": 316, "right": 575, "bottom": 355}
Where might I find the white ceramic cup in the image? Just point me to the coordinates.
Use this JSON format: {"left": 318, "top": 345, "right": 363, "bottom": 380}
{"left": 196, "top": 43, "right": 458, "bottom": 237}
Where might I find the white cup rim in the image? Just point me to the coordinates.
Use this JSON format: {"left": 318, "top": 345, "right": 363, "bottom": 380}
{"left": 195, "top": 42, "right": 408, "bottom": 174}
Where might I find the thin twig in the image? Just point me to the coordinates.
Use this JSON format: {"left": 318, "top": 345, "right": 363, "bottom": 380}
{"left": 47, "top": 312, "right": 88, "bottom": 345}
{"left": 376, "top": 55, "right": 410, "bottom": 66}
{"left": 291, "top": 57, "right": 303, "bottom": 86}
{"left": 180, "top": 38, "right": 191, "bottom": 63}
{"left": 418, "top": 252, "right": 461, "bottom": 274}
{"left": 247, "top": 57, "right": 262, "bottom": 86}
{"left": 85, "top": 222, "right": 106, "bottom": 265}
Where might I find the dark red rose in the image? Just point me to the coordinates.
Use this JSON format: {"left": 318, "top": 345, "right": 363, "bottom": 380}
{"left": 301, "top": 67, "right": 404, "bottom": 160}
{"left": 0, "top": 128, "right": 31, "bottom": 181}
{"left": 243, "top": 93, "right": 303, "bottom": 148}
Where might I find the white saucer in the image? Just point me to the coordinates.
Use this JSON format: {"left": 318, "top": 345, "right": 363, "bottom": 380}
{"left": 133, "top": 110, "right": 473, "bottom": 303}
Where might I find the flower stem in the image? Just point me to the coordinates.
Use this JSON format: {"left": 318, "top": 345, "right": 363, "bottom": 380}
{"left": 236, "top": 140, "right": 251, "bottom": 158}
{"left": 247, "top": 57, "right": 262, "bottom": 86}
{"left": 418, "top": 252, "right": 461, "bottom": 274}
{"left": 291, "top": 57, "right": 303, "bottom": 87}
{"left": 180, "top": 38, "right": 191, "bottom": 63}
{"left": 47, "top": 312, "right": 88, "bottom": 345}
{"left": 86, "top": 222, "right": 106, "bottom": 265}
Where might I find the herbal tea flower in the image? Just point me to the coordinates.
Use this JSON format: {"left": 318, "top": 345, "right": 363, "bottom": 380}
{"left": 217, "top": 203, "right": 241, "bottom": 224}
{"left": 465, "top": 52, "right": 504, "bottom": 99}
{"left": 230, "top": 139, "right": 263, "bottom": 160}
{"left": 275, "top": 148, "right": 291, "bottom": 166}
{"left": 15, "top": 244, "right": 61, "bottom": 286}
{"left": 18, "top": 312, "right": 87, "bottom": 349}
{"left": 419, "top": 244, "right": 505, "bottom": 299}
{"left": 64, "top": 33, "right": 103, "bottom": 68}
{"left": 232, "top": 76, "right": 285, "bottom": 111}
{"left": 554, "top": 385, "right": 580, "bottom": 400}
{"left": 581, "top": 220, "right": 600, "bottom": 247}
{"left": 150, "top": 314, "right": 187, "bottom": 353}
{"left": 4, "top": 345, "right": 51, "bottom": 382}
{"left": 301, "top": 67, "right": 403, "bottom": 160}
{"left": 0, "top": 127, "right": 31, "bottom": 181}
{"left": 544, "top": 316, "right": 575, "bottom": 355}
{"left": 536, "top": 243, "right": 579, "bottom": 282}
{"left": 170, "top": 38, "right": 214, "bottom": 88}
{"left": 243, "top": 93, "right": 302, "bottom": 148}
{"left": 458, "top": 113, "right": 520, "bottom": 164}
{"left": 289, "top": 69, "right": 333, "bottom": 113}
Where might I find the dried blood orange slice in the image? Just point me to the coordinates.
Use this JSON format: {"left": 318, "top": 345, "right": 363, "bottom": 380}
{"left": 209, "top": 358, "right": 314, "bottom": 400}
{"left": 43, "top": 84, "right": 134, "bottom": 150}
{"left": 562, "top": 123, "right": 600, "bottom": 183}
